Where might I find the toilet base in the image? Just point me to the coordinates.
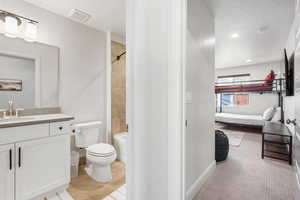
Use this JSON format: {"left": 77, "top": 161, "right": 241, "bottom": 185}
{"left": 85, "top": 164, "right": 112, "bottom": 183}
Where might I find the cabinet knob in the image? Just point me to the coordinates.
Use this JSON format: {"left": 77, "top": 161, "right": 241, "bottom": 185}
{"left": 59, "top": 126, "right": 63, "bottom": 130}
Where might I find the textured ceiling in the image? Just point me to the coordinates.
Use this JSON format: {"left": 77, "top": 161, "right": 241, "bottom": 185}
{"left": 205, "top": 0, "right": 295, "bottom": 68}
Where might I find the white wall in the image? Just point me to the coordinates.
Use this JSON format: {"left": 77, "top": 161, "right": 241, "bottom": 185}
{"left": 216, "top": 61, "right": 283, "bottom": 115}
{"left": 284, "top": 4, "right": 296, "bottom": 133}
{"left": 1, "top": 0, "right": 107, "bottom": 137}
{"left": 0, "top": 54, "right": 34, "bottom": 108}
{"left": 127, "top": 0, "right": 186, "bottom": 199}
{"left": 285, "top": 1, "right": 299, "bottom": 178}
{"left": 185, "top": 0, "right": 215, "bottom": 199}
{"left": 286, "top": 16, "right": 296, "bottom": 59}
{"left": 111, "top": 33, "right": 126, "bottom": 45}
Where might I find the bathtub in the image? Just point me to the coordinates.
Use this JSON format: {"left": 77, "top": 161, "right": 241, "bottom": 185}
{"left": 113, "top": 132, "right": 127, "bottom": 163}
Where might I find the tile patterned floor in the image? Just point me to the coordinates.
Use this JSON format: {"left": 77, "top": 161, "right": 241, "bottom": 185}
{"left": 103, "top": 185, "right": 126, "bottom": 200}
{"left": 67, "top": 161, "right": 125, "bottom": 200}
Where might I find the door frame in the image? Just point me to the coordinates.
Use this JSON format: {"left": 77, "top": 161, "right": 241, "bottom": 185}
{"left": 105, "top": 31, "right": 112, "bottom": 144}
{"left": 166, "top": 0, "right": 187, "bottom": 199}
{"left": 126, "top": 0, "right": 187, "bottom": 199}
{"left": 105, "top": 32, "right": 127, "bottom": 144}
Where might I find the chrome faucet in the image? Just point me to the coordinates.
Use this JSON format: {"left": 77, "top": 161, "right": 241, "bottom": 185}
{"left": 8, "top": 100, "right": 14, "bottom": 117}
{"left": 0, "top": 100, "right": 24, "bottom": 119}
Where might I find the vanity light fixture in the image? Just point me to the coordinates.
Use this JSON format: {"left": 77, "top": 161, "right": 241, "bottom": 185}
{"left": 25, "top": 21, "right": 38, "bottom": 42}
{"left": 4, "top": 15, "right": 20, "bottom": 38}
{"left": 0, "top": 10, "right": 38, "bottom": 42}
{"left": 246, "top": 59, "right": 252, "bottom": 63}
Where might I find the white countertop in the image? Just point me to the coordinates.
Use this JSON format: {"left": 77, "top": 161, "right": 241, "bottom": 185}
{"left": 0, "top": 114, "right": 74, "bottom": 128}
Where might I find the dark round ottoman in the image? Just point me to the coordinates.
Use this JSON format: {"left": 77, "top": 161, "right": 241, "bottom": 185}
{"left": 215, "top": 130, "right": 229, "bottom": 162}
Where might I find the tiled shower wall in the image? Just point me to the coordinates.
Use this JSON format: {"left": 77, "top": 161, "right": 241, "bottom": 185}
{"left": 112, "top": 41, "right": 127, "bottom": 134}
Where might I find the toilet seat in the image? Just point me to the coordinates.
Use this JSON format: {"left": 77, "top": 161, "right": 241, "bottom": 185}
{"left": 87, "top": 143, "right": 116, "bottom": 157}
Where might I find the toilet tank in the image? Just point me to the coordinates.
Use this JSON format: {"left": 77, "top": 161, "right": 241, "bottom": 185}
{"left": 74, "top": 121, "right": 102, "bottom": 148}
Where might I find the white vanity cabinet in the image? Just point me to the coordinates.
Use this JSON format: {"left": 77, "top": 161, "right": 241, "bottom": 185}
{"left": 15, "top": 135, "right": 70, "bottom": 200}
{"left": 0, "top": 144, "right": 14, "bottom": 200}
{"left": 0, "top": 121, "right": 72, "bottom": 200}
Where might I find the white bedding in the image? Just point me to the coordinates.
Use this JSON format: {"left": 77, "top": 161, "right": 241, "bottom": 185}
{"left": 215, "top": 112, "right": 265, "bottom": 126}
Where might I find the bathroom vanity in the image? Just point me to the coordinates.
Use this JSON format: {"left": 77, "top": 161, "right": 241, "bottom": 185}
{"left": 0, "top": 24, "right": 76, "bottom": 200}
{"left": 0, "top": 114, "right": 74, "bottom": 200}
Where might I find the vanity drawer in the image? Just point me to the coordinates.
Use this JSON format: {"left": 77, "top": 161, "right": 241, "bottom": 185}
{"left": 0, "top": 124, "right": 49, "bottom": 145}
{"left": 50, "top": 121, "right": 71, "bottom": 136}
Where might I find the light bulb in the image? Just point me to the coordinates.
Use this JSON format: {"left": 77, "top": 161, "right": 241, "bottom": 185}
{"left": 0, "top": 19, "right": 4, "bottom": 34}
{"left": 25, "top": 22, "right": 37, "bottom": 42}
{"left": 4, "top": 16, "right": 18, "bottom": 38}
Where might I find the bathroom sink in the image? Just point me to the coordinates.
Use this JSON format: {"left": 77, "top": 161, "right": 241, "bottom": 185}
{"left": 0, "top": 117, "right": 36, "bottom": 123}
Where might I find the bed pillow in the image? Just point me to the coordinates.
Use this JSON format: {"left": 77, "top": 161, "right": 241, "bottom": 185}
{"left": 264, "top": 70, "right": 276, "bottom": 84}
{"left": 271, "top": 108, "right": 282, "bottom": 123}
{"left": 262, "top": 107, "right": 276, "bottom": 121}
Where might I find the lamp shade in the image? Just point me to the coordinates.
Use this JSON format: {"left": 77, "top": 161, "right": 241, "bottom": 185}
{"left": 25, "top": 22, "right": 37, "bottom": 42}
{"left": 4, "top": 15, "right": 18, "bottom": 38}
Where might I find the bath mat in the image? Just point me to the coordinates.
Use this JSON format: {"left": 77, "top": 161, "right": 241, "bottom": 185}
{"left": 103, "top": 185, "right": 126, "bottom": 200}
{"left": 227, "top": 132, "right": 245, "bottom": 147}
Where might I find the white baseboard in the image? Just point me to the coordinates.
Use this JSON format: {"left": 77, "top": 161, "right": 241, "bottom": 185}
{"left": 296, "top": 161, "right": 300, "bottom": 193}
{"left": 186, "top": 161, "right": 216, "bottom": 200}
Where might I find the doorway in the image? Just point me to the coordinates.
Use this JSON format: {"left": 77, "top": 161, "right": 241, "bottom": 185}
{"left": 111, "top": 41, "right": 127, "bottom": 135}
{"left": 106, "top": 40, "right": 127, "bottom": 199}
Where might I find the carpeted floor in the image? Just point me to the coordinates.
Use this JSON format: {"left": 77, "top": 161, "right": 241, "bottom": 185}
{"left": 194, "top": 124, "right": 300, "bottom": 200}
{"left": 226, "top": 131, "right": 245, "bottom": 147}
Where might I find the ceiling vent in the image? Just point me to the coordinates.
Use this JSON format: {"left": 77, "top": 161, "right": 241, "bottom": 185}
{"left": 257, "top": 25, "right": 269, "bottom": 34}
{"left": 68, "top": 9, "right": 91, "bottom": 23}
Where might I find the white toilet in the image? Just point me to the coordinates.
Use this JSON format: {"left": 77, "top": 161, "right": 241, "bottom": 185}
{"left": 74, "top": 121, "right": 116, "bottom": 183}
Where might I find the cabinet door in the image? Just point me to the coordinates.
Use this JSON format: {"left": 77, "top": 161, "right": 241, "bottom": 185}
{"left": 295, "top": 29, "right": 300, "bottom": 179}
{"left": 0, "top": 144, "right": 14, "bottom": 200}
{"left": 16, "top": 135, "right": 70, "bottom": 200}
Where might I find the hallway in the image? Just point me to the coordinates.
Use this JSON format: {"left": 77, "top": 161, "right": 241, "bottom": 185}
{"left": 195, "top": 125, "right": 299, "bottom": 200}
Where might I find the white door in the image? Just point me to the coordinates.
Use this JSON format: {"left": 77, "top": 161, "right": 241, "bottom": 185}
{"left": 15, "top": 135, "right": 70, "bottom": 200}
{"left": 0, "top": 144, "right": 14, "bottom": 200}
{"left": 295, "top": 37, "right": 300, "bottom": 180}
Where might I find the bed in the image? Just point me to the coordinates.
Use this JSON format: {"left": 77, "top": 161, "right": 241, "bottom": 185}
{"left": 215, "top": 71, "right": 280, "bottom": 94}
{"left": 215, "top": 71, "right": 285, "bottom": 125}
{"left": 215, "top": 112, "right": 265, "bottom": 127}
{"left": 215, "top": 83, "right": 274, "bottom": 93}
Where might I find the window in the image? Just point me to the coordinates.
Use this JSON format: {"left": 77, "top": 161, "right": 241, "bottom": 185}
{"left": 234, "top": 94, "right": 249, "bottom": 105}
{"left": 221, "top": 94, "right": 234, "bottom": 106}
{"left": 217, "top": 74, "right": 250, "bottom": 108}
{"left": 219, "top": 93, "right": 249, "bottom": 107}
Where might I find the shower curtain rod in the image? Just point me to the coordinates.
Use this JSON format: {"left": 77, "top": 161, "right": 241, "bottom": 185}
{"left": 112, "top": 51, "right": 126, "bottom": 63}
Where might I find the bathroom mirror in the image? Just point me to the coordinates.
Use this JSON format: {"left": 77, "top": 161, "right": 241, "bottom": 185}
{"left": 0, "top": 34, "right": 60, "bottom": 109}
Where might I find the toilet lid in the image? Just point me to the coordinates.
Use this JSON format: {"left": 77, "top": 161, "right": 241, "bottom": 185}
{"left": 87, "top": 143, "right": 116, "bottom": 157}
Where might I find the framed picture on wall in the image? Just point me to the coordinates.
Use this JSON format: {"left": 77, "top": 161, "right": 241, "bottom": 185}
{"left": 0, "top": 79, "right": 22, "bottom": 91}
